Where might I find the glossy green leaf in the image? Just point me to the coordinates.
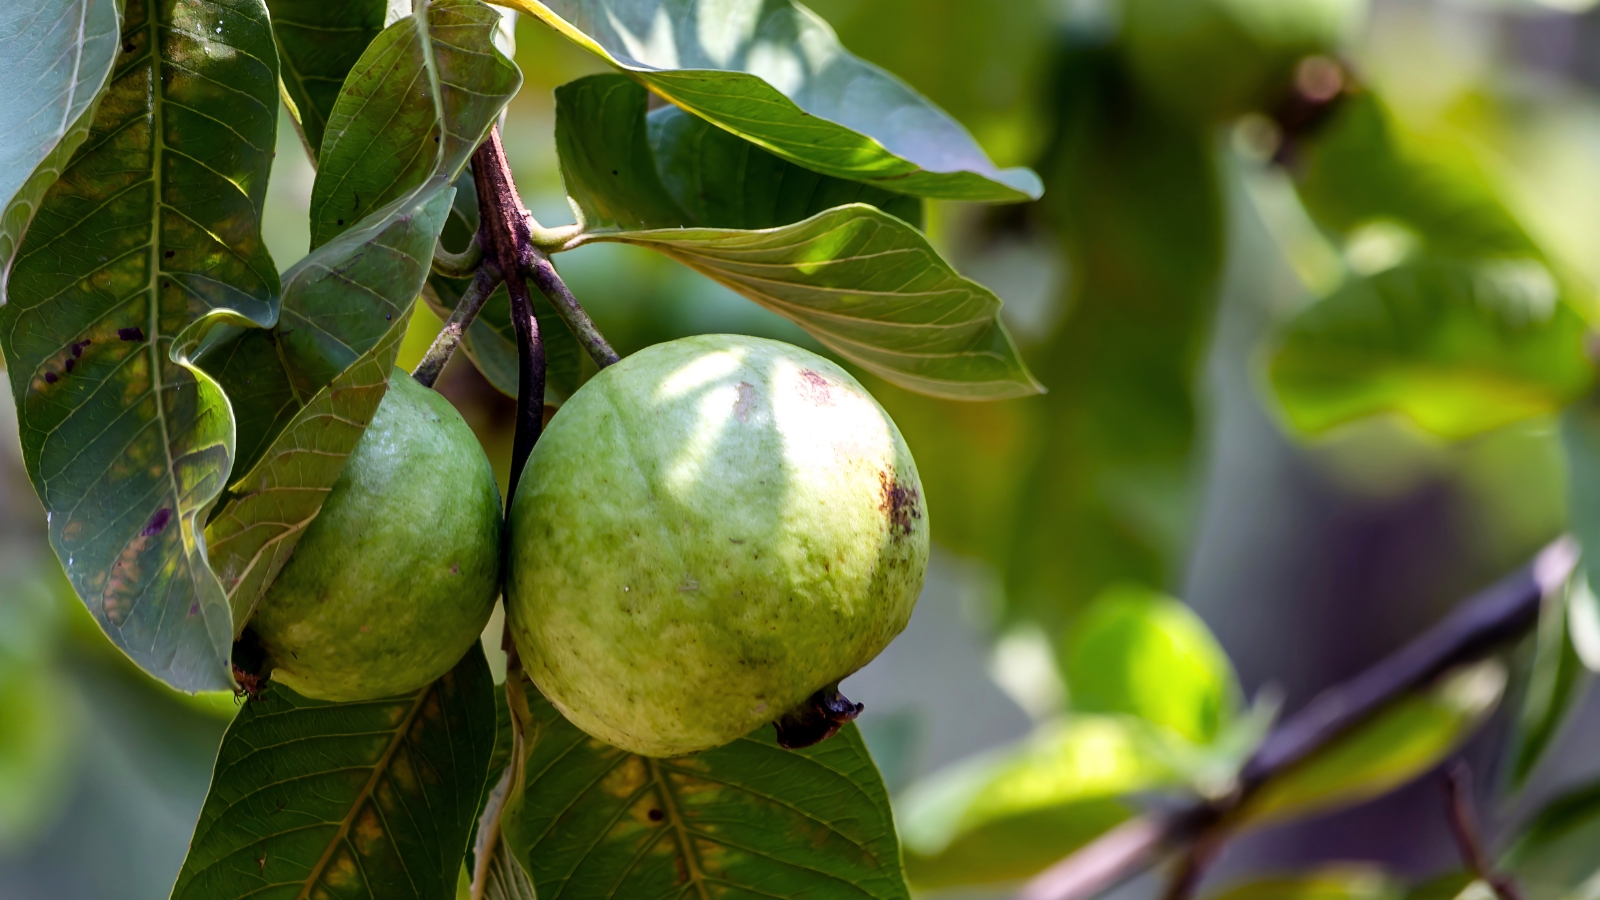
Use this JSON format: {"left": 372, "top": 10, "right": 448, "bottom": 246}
{"left": 310, "top": 0, "right": 520, "bottom": 250}
{"left": 493, "top": 0, "right": 1039, "bottom": 202}
{"left": 0, "top": 0, "right": 281, "bottom": 692}
{"left": 0, "top": 0, "right": 121, "bottom": 282}
{"left": 1206, "top": 867, "right": 1403, "bottom": 900}
{"left": 263, "top": 0, "right": 388, "bottom": 158}
{"left": 555, "top": 74, "right": 923, "bottom": 232}
{"left": 1236, "top": 660, "right": 1506, "bottom": 827}
{"left": 898, "top": 715, "right": 1185, "bottom": 889}
{"left": 1503, "top": 779, "right": 1600, "bottom": 900}
{"left": 171, "top": 645, "right": 498, "bottom": 900}
{"left": 1268, "top": 259, "right": 1593, "bottom": 439}
{"left": 1065, "top": 585, "right": 1238, "bottom": 745}
{"left": 500, "top": 679, "right": 911, "bottom": 900}
{"left": 1509, "top": 579, "right": 1586, "bottom": 788}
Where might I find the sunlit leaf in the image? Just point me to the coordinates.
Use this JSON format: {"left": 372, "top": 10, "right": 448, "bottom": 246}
{"left": 1268, "top": 259, "right": 1592, "bottom": 439}
{"left": 1066, "top": 585, "right": 1239, "bottom": 745}
{"left": 1235, "top": 660, "right": 1506, "bottom": 827}
{"left": 263, "top": 0, "right": 388, "bottom": 157}
{"left": 1205, "top": 867, "right": 1403, "bottom": 900}
{"left": 0, "top": 0, "right": 122, "bottom": 284}
{"left": 1503, "top": 779, "right": 1600, "bottom": 900}
{"left": 490, "top": 0, "right": 1039, "bottom": 202}
{"left": 500, "top": 678, "right": 911, "bottom": 900}
{"left": 170, "top": 645, "right": 497, "bottom": 900}
{"left": 898, "top": 715, "right": 1186, "bottom": 889}
{"left": 0, "top": 0, "right": 282, "bottom": 692}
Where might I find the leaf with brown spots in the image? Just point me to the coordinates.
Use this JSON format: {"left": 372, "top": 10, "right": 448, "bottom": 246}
{"left": 500, "top": 677, "right": 911, "bottom": 900}
{"left": 171, "top": 645, "right": 498, "bottom": 900}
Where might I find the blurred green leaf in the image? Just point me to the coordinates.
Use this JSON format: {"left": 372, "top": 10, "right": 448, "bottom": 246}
{"left": 1066, "top": 585, "right": 1239, "bottom": 745}
{"left": 1004, "top": 43, "right": 1223, "bottom": 635}
{"left": 1508, "top": 579, "right": 1586, "bottom": 788}
{"left": 0, "top": 574, "right": 84, "bottom": 849}
{"left": 170, "top": 645, "right": 498, "bottom": 900}
{"left": 898, "top": 715, "right": 1186, "bottom": 889}
{"left": 1563, "top": 395, "right": 1600, "bottom": 655}
{"left": 1268, "top": 259, "right": 1592, "bottom": 439}
{"left": 1205, "top": 866, "right": 1403, "bottom": 900}
{"left": 1503, "top": 779, "right": 1600, "bottom": 900}
{"left": 1235, "top": 660, "right": 1506, "bottom": 827}
{"left": 0, "top": 0, "right": 121, "bottom": 279}
{"left": 501, "top": 679, "right": 911, "bottom": 900}
{"left": 494, "top": 0, "right": 1040, "bottom": 201}
{"left": 1404, "top": 872, "right": 1479, "bottom": 900}
{"left": 0, "top": 0, "right": 282, "bottom": 692}
{"left": 264, "top": 0, "right": 388, "bottom": 157}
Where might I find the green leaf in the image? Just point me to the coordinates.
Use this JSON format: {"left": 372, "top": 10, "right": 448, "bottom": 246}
{"left": 1268, "top": 259, "right": 1593, "bottom": 439}
{"left": 1503, "top": 779, "right": 1600, "bottom": 900}
{"left": 1205, "top": 867, "right": 1403, "bottom": 900}
{"left": 263, "top": 0, "right": 388, "bottom": 158}
{"left": 1562, "top": 396, "right": 1600, "bottom": 649}
{"left": 500, "top": 680, "right": 911, "bottom": 900}
{"left": 1065, "top": 585, "right": 1239, "bottom": 745}
{"left": 0, "top": 0, "right": 122, "bottom": 281}
{"left": 555, "top": 73, "right": 923, "bottom": 232}
{"left": 1508, "top": 577, "right": 1586, "bottom": 788}
{"left": 0, "top": 0, "right": 282, "bottom": 692}
{"left": 1235, "top": 660, "right": 1506, "bottom": 827}
{"left": 310, "top": 0, "right": 520, "bottom": 250}
{"left": 493, "top": 0, "right": 1039, "bottom": 202}
{"left": 171, "top": 645, "right": 498, "bottom": 900}
{"left": 897, "top": 715, "right": 1186, "bottom": 889}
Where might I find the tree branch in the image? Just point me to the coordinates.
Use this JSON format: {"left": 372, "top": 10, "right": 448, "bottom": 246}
{"left": 1020, "top": 536, "right": 1578, "bottom": 900}
{"left": 1444, "top": 762, "right": 1525, "bottom": 900}
{"left": 524, "top": 252, "right": 620, "bottom": 370}
{"left": 412, "top": 262, "right": 501, "bottom": 388}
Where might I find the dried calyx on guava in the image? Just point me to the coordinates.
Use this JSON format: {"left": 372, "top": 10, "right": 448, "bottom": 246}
{"left": 506, "top": 334, "right": 929, "bottom": 757}
{"left": 242, "top": 371, "right": 502, "bottom": 702}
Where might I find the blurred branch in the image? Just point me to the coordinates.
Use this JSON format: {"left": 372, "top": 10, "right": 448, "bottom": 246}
{"left": 1444, "top": 762, "right": 1524, "bottom": 900}
{"left": 413, "top": 262, "right": 502, "bottom": 389}
{"left": 1021, "top": 537, "right": 1578, "bottom": 900}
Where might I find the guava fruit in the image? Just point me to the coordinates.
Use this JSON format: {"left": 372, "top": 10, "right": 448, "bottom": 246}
{"left": 1123, "top": 0, "right": 1366, "bottom": 121}
{"left": 506, "top": 334, "right": 928, "bottom": 757}
{"left": 247, "top": 371, "right": 502, "bottom": 702}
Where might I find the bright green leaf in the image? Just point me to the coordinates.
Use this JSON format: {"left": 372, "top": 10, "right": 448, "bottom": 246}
{"left": 1066, "top": 585, "right": 1239, "bottom": 745}
{"left": 1503, "top": 779, "right": 1600, "bottom": 900}
{"left": 170, "top": 645, "right": 498, "bottom": 900}
{"left": 1236, "top": 660, "right": 1506, "bottom": 827}
{"left": 492, "top": 0, "right": 1039, "bottom": 202}
{"left": 263, "top": 0, "right": 388, "bottom": 158}
{"left": 0, "top": 0, "right": 122, "bottom": 281}
{"left": 500, "top": 679, "right": 911, "bottom": 900}
{"left": 1268, "top": 259, "right": 1593, "bottom": 439}
{"left": 0, "top": 0, "right": 282, "bottom": 692}
{"left": 1205, "top": 867, "right": 1403, "bottom": 900}
{"left": 897, "top": 715, "right": 1186, "bottom": 889}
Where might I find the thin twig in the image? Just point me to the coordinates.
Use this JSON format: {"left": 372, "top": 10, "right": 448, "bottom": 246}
{"left": 1021, "top": 537, "right": 1578, "bottom": 900}
{"left": 1160, "top": 834, "right": 1222, "bottom": 900}
{"left": 1444, "top": 762, "right": 1525, "bottom": 900}
{"left": 524, "top": 252, "right": 620, "bottom": 369}
{"left": 412, "top": 263, "right": 501, "bottom": 388}
{"left": 433, "top": 233, "right": 484, "bottom": 278}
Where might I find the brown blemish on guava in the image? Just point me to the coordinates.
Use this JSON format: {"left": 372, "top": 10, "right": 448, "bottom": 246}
{"left": 733, "top": 381, "right": 756, "bottom": 422}
{"left": 798, "top": 369, "right": 833, "bottom": 406}
{"left": 878, "top": 472, "right": 921, "bottom": 537}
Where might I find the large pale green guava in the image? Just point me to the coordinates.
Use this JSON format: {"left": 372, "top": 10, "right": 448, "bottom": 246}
{"left": 507, "top": 335, "right": 929, "bottom": 757}
{"left": 249, "top": 372, "right": 503, "bottom": 702}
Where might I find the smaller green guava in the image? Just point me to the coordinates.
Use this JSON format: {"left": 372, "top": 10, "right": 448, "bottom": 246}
{"left": 507, "top": 335, "right": 929, "bottom": 757}
{"left": 247, "top": 371, "right": 502, "bottom": 702}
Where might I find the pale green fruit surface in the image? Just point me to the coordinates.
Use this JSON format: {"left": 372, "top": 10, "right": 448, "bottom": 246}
{"left": 251, "top": 372, "right": 502, "bottom": 702}
{"left": 508, "top": 335, "right": 928, "bottom": 757}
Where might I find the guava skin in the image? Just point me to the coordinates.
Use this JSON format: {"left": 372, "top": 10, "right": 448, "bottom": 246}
{"left": 250, "top": 371, "right": 502, "bottom": 702}
{"left": 507, "top": 334, "right": 928, "bottom": 757}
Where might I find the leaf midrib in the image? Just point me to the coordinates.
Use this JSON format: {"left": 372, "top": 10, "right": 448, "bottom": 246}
{"left": 646, "top": 756, "right": 711, "bottom": 900}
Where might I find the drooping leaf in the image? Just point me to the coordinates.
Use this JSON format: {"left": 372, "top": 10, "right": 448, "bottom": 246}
{"left": 1268, "top": 259, "right": 1593, "bottom": 439}
{"left": 1508, "top": 578, "right": 1587, "bottom": 789}
{"left": 555, "top": 74, "right": 923, "bottom": 232}
{"left": 500, "top": 679, "right": 911, "bottom": 900}
{"left": 490, "top": 0, "right": 1040, "bottom": 202}
{"left": 0, "top": 0, "right": 281, "bottom": 692}
{"left": 897, "top": 715, "right": 1186, "bottom": 890}
{"left": 1205, "top": 867, "right": 1403, "bottom": 900}
{"left": 1235, "top": 660, "right": 1506, "bottom": 827}
{"left": 170, "top": 645, "right": 498, "bottom": 900}
{"left": 0, "top": 0, "right": 122, "bottom": 284}
{"left": 1502, "top": 779, "right": 1600, "bottom": 900}
{"left": 1065, "top": 585, "right": 1239, "bottom": 745}
{"left": 263, "top": 0, "right": 388, "bottom": 158}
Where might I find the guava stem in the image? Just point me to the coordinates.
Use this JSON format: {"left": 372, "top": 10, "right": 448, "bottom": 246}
{"left": 431, "top": 232, "right": 483, "bottom": 279}
{"left": 413, "top": 263, "right": 502, "bottom": 389}
{"left": 524, "top": 253, "right": 619, "bottom": 369}
{"left": 773, "top": 685, "right": 863, "bottom": 749}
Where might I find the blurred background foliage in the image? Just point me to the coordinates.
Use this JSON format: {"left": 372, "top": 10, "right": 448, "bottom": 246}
{"left": 9, "top": 0, "right": 1600, "bottom": 896}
